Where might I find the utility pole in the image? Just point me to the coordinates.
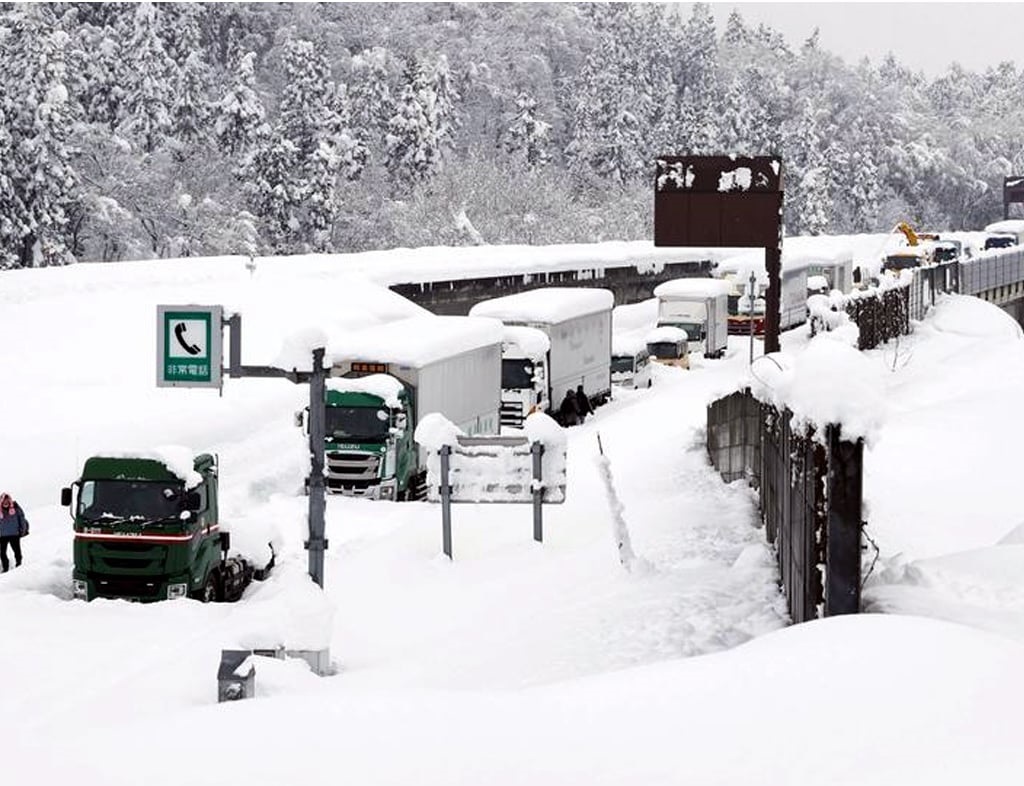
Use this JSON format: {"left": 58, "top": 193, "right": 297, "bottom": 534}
{"left": 748, "top": 270, "right": 757, "bottom": 365}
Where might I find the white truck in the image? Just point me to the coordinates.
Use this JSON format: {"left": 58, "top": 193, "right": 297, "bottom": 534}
{"left": 323, "top": 315, "right": 504, "bottom": 500}
{"left": 495, "top": 325, "right": 551, "bottom": 427}
{"left": 652, "top": 278, "right": 730, "bottom": 358}
{"left": 470, "top": 287, "right": 614, "bottom": 427}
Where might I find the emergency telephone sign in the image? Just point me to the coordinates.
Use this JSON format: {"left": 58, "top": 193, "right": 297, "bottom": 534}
{"left": 156, "top": 305, "right": 223, "bottom": 388}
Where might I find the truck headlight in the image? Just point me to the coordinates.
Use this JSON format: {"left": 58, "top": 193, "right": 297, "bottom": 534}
{"left": 167, "top": 582, "right": 188, "bottom": 600}
{"left": 72, "top": 579, "right": 89, "bottom": 600}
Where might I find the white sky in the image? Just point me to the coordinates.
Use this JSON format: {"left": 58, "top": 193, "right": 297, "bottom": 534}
{"left": 677, "top": 2, "right": 1024, "bottom": 76}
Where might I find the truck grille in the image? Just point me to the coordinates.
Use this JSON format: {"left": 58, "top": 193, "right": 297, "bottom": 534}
{"left": 326, "top": 451, "right": 380, "bottom": 491}
{"left": 500, "top": 401, "right": 524, "bottom": 428}
{"left": 93, "top": 575, "right": 163, "bottom": 599}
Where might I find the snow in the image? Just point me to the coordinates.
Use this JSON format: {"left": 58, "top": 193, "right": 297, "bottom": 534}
{"left": 330, "top": 315, "right": 504, "bottom": 368}
{"left": 717, "top": 166, "right": 752, "bottom": 192}
{"left": 983, "top": 219, "right": 1024, "bottom": 237}
{"left": 326, "top": 374, "right": 406, "bottom": 408}
{"left": 501, "top": 324, "right": 550, "bottom": 359}
{"left": 4, "top": 238, "right": 1024, "bottom": 783}
{"left": 469, "top": 287, "right": 614, "bottom": 324}
{"left": 612, "top": 329, "right": 649, "bottom": 356}
{"left": 413, "top": 411, "right": 465, "bottom": 450}
{"left": 645, "top": 325, "right": 689, "bottom": 344}
{"left": 653, "top": 277, "right": 732, "bottom": 299}
{"left": 807, "top": 274, "right": 829, "bottom": 291}
{"left": 95, "top": 446, "right": 204, "bottom": 489}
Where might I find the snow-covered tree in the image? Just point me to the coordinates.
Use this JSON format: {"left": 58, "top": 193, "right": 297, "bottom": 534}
{"left": 504, "top": 91, "right": 551, "bottom": 167}
{"left": 385, "top": 58, "right": 442, "bottom": 187}
{"left": 215, "top": 52, "right": 265, "bottom": 156}
{"left": 171, "top": 51, "right": 212, "bottom": 146}
{"left": 243, "top": 126, "right": 301, "bottom": 252}
{"left": 349, "top": 47, "right": 395, "bottom": 145}
{"left": 117, "top": 2, "right": 178, "bottom": 152}
{"left": 278, "top": 38, "right": 331, "bottom": 160}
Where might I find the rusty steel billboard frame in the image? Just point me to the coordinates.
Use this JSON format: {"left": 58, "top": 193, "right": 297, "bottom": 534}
{"left": 654, "top": 155, "right": 784, "bottom": 354}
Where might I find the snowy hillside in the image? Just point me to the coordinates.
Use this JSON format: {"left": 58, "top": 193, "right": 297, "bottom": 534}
{"left": 3, "top": 241, "right": 1024, "bottom": 783}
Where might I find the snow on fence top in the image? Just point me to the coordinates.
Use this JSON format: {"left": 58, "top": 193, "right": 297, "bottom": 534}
{"left": 469, "top": 287, "right": 614, "bottom": 324}
{"left": 326, "top": 374, "right": 406, "bottom": 407}
{"left": 96, "top": 445, "right": 203, "bottom": 489}
{"left": 502, "top": 325, "right": 550, "bottom": 359}
{"left": 330, "top": 315, "right": 504, "bottom": 368}
{"left": 653, "top": 278, "right": 732, "bottom": 299}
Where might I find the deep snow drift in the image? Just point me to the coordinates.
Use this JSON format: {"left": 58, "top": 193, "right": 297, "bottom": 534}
{"left": 2, "top": 244, "right": 1024, "bottom": 783}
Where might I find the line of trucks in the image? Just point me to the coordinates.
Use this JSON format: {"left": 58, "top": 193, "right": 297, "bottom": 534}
{"left": 60, "top": 271, "right": 829, "bottom": 604}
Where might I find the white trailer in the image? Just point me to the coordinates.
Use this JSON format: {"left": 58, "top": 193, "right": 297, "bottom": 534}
{"left": 652, "top": 278, "right": 730, "bottom": 358}
{"left": 470, "top": 287, "right": 614, "bottom": 426}
{"left": 327, "top": 316, "right": 504, "bottom": 498}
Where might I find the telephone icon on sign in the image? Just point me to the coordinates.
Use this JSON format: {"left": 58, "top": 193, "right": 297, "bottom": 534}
{"left": 174, "top": 322, "right": 202, "bottom": 355}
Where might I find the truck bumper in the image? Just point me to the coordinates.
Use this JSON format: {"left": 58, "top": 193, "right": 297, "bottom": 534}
{"left": 73, "top": 570, "right": 191, "bottom": 603}
{"left": 329, "top": 477, "right": 398, "bottom": 501}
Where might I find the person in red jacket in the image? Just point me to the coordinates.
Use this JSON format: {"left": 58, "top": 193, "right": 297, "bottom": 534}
{"left": 0, "top": 492, "right": 29, "bottom": 572}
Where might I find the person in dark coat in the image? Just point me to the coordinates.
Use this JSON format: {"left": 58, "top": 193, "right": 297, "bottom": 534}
{"left": 575, "top": 384, "right": 593, "bottom": 421}
{"left": 559, "top": 389, "right": 580, "bottom": 426}
{"left": 0, "top": 492, "right": 28, "bottom": 572}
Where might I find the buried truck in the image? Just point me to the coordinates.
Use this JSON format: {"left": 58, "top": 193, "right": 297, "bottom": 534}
{"left": 652, "top": 278, "right": 730, "bottom": 359}
{"left": 309, "top": 315, "right": 503, "bottom": 500}
{"left": 61, "top": 449, "right": 274, "bottom": 602}
{"left": 469, "top": 287, "right": 614, "bottom": 427}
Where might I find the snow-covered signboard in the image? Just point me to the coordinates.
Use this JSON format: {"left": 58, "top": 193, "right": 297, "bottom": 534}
{"left": 654, "top": 155, "right": 782, "bottom": 248}
{"left": 156, "top": 304, "right": 223, "bottom": 389}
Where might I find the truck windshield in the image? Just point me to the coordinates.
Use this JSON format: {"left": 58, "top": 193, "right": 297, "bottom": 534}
{"left": 325, "top": 406, "right": 391, "bottom": 442}
{"left": 662, "top": 321, "right": 703, "bottom": 341}
{"left": 502, "top": 359, "right": 535, "bottom": 390}
{"left": 611, "top": 356, "right": 635, "bottom": 374}
{"left": 79, "top": 480, "right": 184, "bottom": 522}
{"left": 649, "top": 341, "right": 684, "bottom": 359}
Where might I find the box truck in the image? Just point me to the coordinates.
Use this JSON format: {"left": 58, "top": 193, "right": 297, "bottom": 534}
{"left": 316, "top": 315, "right": 503, "bottom": 500}
{"left": 470, "top": 287, "right": 613, "bottom": 426}
{"left": 652, "top": 278, "right": 730, "bottom": 358}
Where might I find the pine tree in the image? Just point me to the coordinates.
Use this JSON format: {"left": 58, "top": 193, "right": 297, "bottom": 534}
{"left": 430, "top": 54, "right": 461, "bottom": 154}
{"left": 215, "top": 52, "right": 265, "bottom": 156}
{"left": 0, "top": 107, "right": 28, "bottom": 269}
{"left": 278, "top": 38, "right": 331, "bottom": 160}
{"left": 172, "top": 51, "right": 212, "bottom": 146}
{"left": 3, "top": 6, "right": 79, "bottom": 267}
{"left": 504, "top": 91, "right": 551, "bottom": 167}
{"left": 117, "top": 2, "right": 178, "bottom": 153}
{"left": 243, "top": 126, "right": 300, "bottom": 252}
{"left": 349, "top": 47, "right": 395, "bottom": 146}
{"left": 385, "top": 58, "right": 441, "bottom": 187}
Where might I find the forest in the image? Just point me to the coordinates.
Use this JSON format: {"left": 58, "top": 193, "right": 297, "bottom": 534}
{"left": 1, "top": 2, "right": 1021, "bottom": 268}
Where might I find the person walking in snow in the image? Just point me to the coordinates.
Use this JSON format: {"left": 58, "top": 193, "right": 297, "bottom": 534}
{"left": 575, "top": 384, "right": 593, "bottom": 421}
{"left": 559, "top": 388, "right": 580, "bottom": 426}
{"left": 0, "top": 492, "right": 28, "bottom": 572}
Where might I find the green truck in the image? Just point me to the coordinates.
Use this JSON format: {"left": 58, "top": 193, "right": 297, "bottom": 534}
{"left": 61, "top": 451, "right": 273, "bottom": 602}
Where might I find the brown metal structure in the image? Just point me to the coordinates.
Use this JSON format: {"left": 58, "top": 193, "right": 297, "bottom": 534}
{"left": 654, "top": 155, "right": 784, "bottom": 353}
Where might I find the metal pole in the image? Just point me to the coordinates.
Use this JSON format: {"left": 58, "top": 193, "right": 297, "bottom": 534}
{"left": 306, "top": 347, "right": 328, "bottom": 587}
{"left": 531, "top": 441, "right": 544, "bottom": 543}
{"left": 748, "top": 270, "right": 756, "bottom": 366}
{"left": 440, "top": 445, "right": 452, "bottom": 559}
{"left": 764, "top": 246, "right": 782, "bottom": 355}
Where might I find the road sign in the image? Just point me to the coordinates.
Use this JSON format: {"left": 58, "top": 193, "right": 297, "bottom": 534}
{"left": 156, "top": 305, "right": 223, "bottom": 388}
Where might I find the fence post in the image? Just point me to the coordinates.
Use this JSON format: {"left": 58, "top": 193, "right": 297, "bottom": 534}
{"left": 440, "top": 445, "right": 453, "bottom": 560}
{"left": 531, "top": 441, "right": 544, "bottom": 543}
{"left": 825, "top": 426, "right": 863, "bottom": 615}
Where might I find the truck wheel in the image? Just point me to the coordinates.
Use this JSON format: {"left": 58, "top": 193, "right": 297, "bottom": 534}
{"left": 193, "top": 573, "right": 218, "bottom": 603}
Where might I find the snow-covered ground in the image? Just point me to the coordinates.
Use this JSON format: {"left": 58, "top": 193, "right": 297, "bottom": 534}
{"left": 3, "top": 242, "right": 1024, "bottom": 783}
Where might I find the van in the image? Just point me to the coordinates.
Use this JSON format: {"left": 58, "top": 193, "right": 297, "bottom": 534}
{"left": 646, "top": 326, "right": 689, "bottom": 369}
{"left": 611, "top": 348, "right": 652, "bottom": 389}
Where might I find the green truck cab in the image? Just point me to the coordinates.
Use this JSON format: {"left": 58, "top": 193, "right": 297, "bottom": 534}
{"left": 322, "top": 383, "right": 417, "bottom": 500}
{"left": 61, "top": 452, "right": 271, "bottom": 602}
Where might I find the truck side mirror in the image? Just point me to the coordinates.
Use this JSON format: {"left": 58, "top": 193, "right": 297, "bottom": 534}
{"left": 184, "top": 491, "right": 202, "bottom": 512}
{"left": 395, "top": 413, "right": 408, "bottom": 431}
{"left": 60, "top": 487, "right": 72, "bottom": 507}
{"left": 294, "top": 409, "right": 307, "bottom": 429}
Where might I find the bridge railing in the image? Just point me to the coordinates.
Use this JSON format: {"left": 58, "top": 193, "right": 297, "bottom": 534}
{"left": 959, "top": 247, "right": 1024, "bottom": 296}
